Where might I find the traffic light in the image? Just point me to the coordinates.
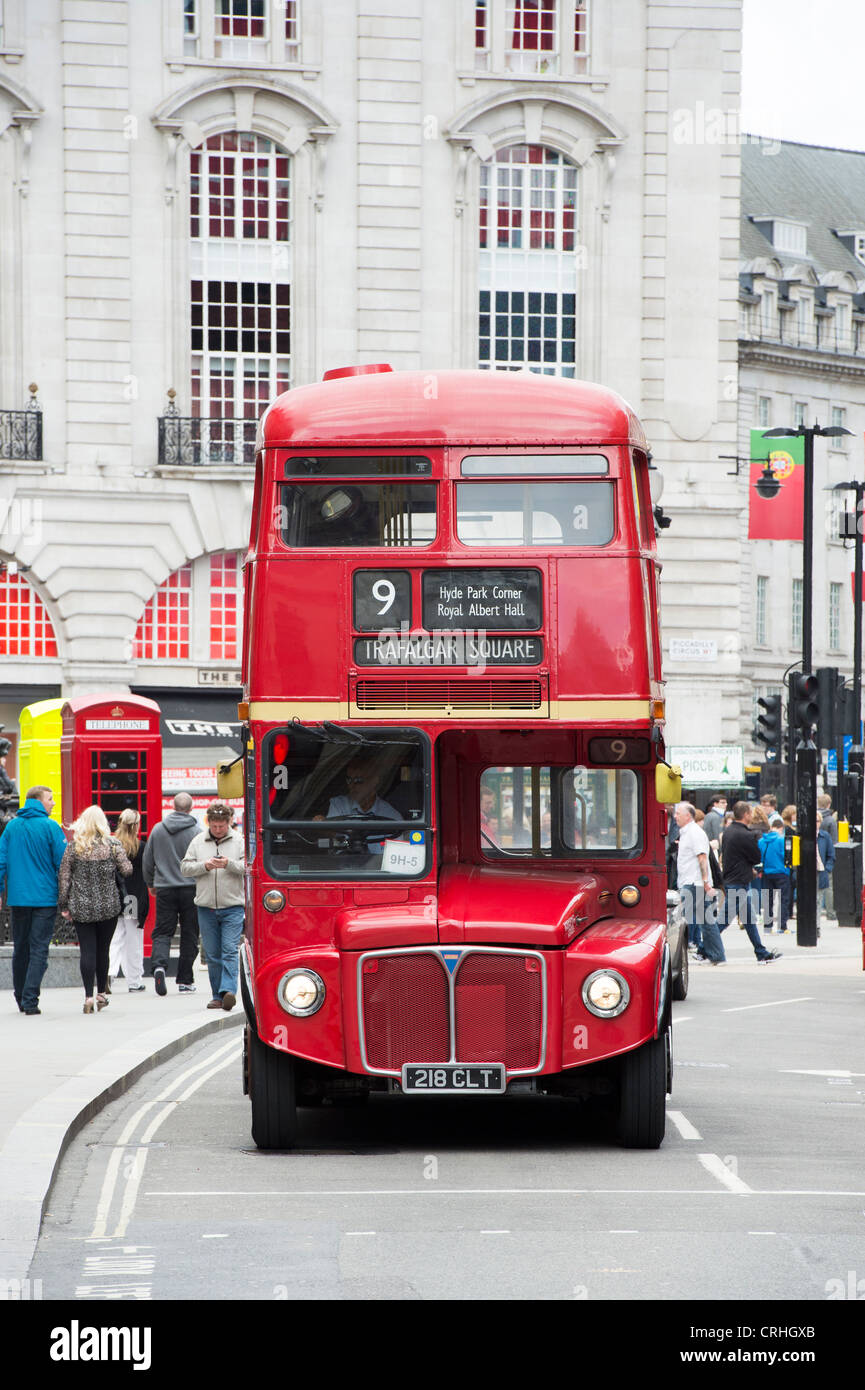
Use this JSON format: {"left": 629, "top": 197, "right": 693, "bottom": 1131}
{"left": 789, "top": 671, "right": 819, "bottom": 735}
{"left": 755, "top": 693, "right": 784, "bottom": 760}
{"left": 816, "top": 666, "right": 840, "bottom": 749}
{"left": 845, "top": 746, "right": 865, "bottom": 826}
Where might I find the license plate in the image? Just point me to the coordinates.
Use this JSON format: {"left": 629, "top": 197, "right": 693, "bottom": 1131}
{"left": 401, "top": 1064, "right": 506, "bottom": 1094}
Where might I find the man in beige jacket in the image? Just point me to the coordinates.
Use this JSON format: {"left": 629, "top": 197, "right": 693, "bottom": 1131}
{"left": 180, "top": 802, "right": 245, "bottom": 1011}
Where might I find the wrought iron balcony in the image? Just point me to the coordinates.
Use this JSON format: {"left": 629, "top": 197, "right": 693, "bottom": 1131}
{"left": 0, "top": 385, "right": 42, "bottom": 461}
{"left": 158, "top": 393, "right": 256, "bottom": 467}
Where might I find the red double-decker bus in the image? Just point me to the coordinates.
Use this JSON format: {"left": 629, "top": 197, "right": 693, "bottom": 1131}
{"left": 233, "top": 365, "right": 684, "bottom": 1150}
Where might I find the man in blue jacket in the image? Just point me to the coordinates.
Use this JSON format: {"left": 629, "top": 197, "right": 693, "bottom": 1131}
{"left": 0, "top": 785, "right": 68, "bottom": 1014}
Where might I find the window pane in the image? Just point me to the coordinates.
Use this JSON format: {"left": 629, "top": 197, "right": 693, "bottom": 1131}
{"left": 280, "top": 483, "right": 436, "bottom": 548}
{"left": 456, "top": 482, "right": 614, "bottom": 546}
{"left": 461, "top": 455, "right": 609, "bottom": 476}
{"left": 481, "top": 765, "right": 640, "bottom": 857}
{"left": 265, "top": 727, "right": 429, "bottom": 879}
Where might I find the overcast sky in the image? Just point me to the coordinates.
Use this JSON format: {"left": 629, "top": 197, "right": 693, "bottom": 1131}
{"left": 741, "top": 0, "right": 865, "bottom": 151}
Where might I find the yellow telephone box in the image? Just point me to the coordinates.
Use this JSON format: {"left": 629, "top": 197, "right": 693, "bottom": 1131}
{"left": 18, "top": 698, "right": 65, "bottom": 822}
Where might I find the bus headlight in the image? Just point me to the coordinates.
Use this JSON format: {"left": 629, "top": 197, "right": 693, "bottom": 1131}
{"left": 618, "top": 885, "right": 641, "bottom": 908}
{"left": 263, "top": 890, "right": 286, "bottom": 913}
{"left": 278, "top": 969, "right": 326, "bottom": 1017}
{"left": 582, "top": 969, "right": 630, "bottom": 1018}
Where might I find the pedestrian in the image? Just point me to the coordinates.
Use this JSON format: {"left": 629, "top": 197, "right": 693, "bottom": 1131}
{"left": 666, "top": 808, "right": 679, "bottom": 889}
{"left": 181, "top": 802, "right": 245, "bottom": 1012}
{"left": 108, "top": 808, "right": 150, "bottom": 993}
{"left": 0, "top": 785, "right": 68, "bottom": 1014}
{"left": 816, "top": 811, "right": 835, "bottom": 921}
{"left": 817, "top": 794, "right": 838, "bottom": 920}
{"left": 760, "top": 793, "right": 778, "bottom": 814}
{"left": 0, "top": 736, "right": 18, "bottom": 800}
{"left": 781, "top": 804, "right": 797, "bottom": 919}
{"left": 702, "top": 795, "right": 727, "bottom": 853}
{"left": 58, "top": 805, "right": 133, "bottom": 1014}
{"left": 674, "top": 802, "right": 725, "bottom": 964}
{"left": 748, "top": 804, "right": 771, "bottom": 923}
{"left": 142, "top": 792, "right": 200, "bottom": 997}
{"left": 717, "top": 802, "right": 782, "bottom": 963}
{"left": 758, "top": 813, "right": 792, "bottom": 934}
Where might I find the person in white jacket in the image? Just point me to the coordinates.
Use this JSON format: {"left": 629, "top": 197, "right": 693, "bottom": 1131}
{"left": 180, "top": 802, "right": 245, "bottom": 1012}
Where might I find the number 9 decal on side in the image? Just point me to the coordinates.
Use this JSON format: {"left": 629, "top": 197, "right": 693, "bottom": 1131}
{"left": 352, "top": 570, "right": 413, "bottom": 631}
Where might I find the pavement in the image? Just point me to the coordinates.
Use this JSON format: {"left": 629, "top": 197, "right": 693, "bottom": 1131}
{"left": 0, "top": 916, "right": 860, "bottom": 1293}
{"left": 0, "top": 958, "right": 244, "bottom": 1289}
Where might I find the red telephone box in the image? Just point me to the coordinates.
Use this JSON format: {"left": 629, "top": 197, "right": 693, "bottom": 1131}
{"left": 61, "top": 694, "right": 163, "bottom": 955}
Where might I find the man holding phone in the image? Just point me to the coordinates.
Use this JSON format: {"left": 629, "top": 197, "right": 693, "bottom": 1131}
{"left": 181, "top": 802, "right": 246, "bottom": 1011}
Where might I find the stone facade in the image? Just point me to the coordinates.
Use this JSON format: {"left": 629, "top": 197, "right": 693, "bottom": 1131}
{"left": 0, "top": 0, "right": 743, "bottom": 749}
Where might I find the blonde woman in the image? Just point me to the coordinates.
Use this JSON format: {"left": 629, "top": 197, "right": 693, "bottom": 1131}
{"left": 58, "top": 806, "right": 133, "bottom": 1013}
{"left": 108, "top": 809, "right": 150, "bottom": 993}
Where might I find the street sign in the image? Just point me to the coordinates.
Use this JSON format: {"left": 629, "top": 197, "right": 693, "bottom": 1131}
{"left": 667, "top": 745, "right": 745, "bottom": 786}
{"left": 826, "top": 737, "right": 853, "bottom": 787}
{"left": 668, "top": 639, "right": 718, "bottom": 662}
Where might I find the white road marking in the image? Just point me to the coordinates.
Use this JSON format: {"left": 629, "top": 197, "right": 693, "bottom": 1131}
{"left": 722, "top": 997, "right": 812, "bottom": 1013}
{"left": 112, "top": 1047, "right": 241, "bottom": 1237}
{"left": 202, "top": 1234, "right": 229, "bottom": 1239}
{"left": 673, "top": 1016, "right": 693, "bottom": 1023}
{"left": 609, "top": 1229, "right": 638, "bottom": 1233}
{"left": 345, "top": 1231, "right": 376, "bottom": 1236}
{"left": 88, "top": 1036, "right": 242, "bottom": 1240}
{"left": 781, "top": 1069, "right": 865, "bottom": 1078}
{"left": 666, "top": 1110, "right": 702, "bottom": 1140}
{"left": 143, "top": 1185, "right": 865, "bottom": 1198}
{"left": 698, "top": 1154, "right": 753, "bottom": 1194}
{"left": 748, "top": 1231, "right": 776, "bottom": 1236}
{"left": 480, "top": 1229, "right": 510, "bottom": 1234}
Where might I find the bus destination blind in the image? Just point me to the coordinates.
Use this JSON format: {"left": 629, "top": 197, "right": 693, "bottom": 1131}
{"left": 422, "top": 569, "right": 542, "bottom": 630}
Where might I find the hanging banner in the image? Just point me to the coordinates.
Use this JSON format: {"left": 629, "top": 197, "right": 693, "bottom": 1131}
{"left": 747, "top": 429, "right": 804, "bottom": 540}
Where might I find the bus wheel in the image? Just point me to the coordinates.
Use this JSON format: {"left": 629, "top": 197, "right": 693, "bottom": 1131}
{"left": 248, "top": 1027, "right": 299, "bottom": 1150}
{"left": 616, "top": 1031, "right": 668, "bottom": 1149}
{"left": 672, "top": 940, "right": 689, "bottom": 1001}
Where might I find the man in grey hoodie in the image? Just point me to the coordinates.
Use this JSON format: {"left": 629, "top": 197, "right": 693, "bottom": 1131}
{"left": 142, "top": 792, "right": 200, "bottom": 995}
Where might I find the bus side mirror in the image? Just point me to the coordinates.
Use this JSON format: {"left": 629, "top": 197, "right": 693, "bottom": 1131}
{"left": 655, "top": 763, "right": 682, "bottom": 804}
{"left": 217, "top": 760, "right": 244, "bottom": 800}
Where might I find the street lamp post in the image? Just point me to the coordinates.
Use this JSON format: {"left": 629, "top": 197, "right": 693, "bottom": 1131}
{"left": 761, "top": 423, "right": 852, "bottom": 947}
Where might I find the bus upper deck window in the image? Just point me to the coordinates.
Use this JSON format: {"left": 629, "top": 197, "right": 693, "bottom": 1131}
{"left": 456, "top": 481, "right": 614, "bottom": 547}
{"left": 461, "top": 455, "right": 610, "bottom": 476}
{"left": 279, "top": 482, "right": 436, "bottom": 548}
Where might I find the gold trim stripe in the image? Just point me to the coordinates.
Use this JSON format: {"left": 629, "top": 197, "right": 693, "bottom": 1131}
{"left": 249, "top": 698, "right": 651, "bottom": 722}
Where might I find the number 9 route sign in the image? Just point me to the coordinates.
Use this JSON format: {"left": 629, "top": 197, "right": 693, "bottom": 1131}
{"left": 353, "top": 570, "right": 412, "bottom": 630}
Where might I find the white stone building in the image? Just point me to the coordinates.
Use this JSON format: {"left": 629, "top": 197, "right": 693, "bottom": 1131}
{"left": 0, "top": 0, "right": 744, "bottom": 778}
{"left": 738, "top": 138, "right": 865, "bottom": 762}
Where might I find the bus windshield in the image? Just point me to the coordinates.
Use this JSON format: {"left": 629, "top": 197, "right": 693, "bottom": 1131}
{"left": 263, "top": 727, "right": 431, "bottom": 879}
{"left": 480, "top": 765, "right": 641, "bottom": 857}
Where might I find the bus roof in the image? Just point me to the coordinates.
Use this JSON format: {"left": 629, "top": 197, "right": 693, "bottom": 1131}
{"left": 259, "top": 369, "right": 648, "bottom": 451}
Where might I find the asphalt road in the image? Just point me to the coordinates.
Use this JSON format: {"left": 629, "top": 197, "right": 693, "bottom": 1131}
{"left": 25, "top": 930, "right": 865, "bottom": 1305}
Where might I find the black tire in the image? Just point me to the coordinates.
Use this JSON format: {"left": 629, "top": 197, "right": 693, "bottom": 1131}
{"left": 672, "top": 938, "right": 689, "bottom": 1001}
{"left": 248, "top": 1025, "right": 300, "bottom": 1149}
{"left": 616, "top": 1029, "right": 669, "bottom": 1149}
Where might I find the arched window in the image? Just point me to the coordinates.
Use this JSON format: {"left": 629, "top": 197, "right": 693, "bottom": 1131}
{"left": 208, "top": 551, "right": 241, "bottom": 661}
{"left": 478, "top": 144, "right": 577, "bottom": 376}
{"left": 133, "top": 553, "right": 243, "bottom": 664}
{"left": 133, "top": 564, "right": 192, "bottom": 661}
{"left": 189, "top": 132, "right": 291, "bottom": 457}
{"left": 0, "top": 568, "right": 58, "bottom": 658}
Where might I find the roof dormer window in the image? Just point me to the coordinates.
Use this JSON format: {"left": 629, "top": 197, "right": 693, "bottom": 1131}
{"left": 835, "top": 229, "right": 865, "bottom": 266}
{"left": 751, "top": 217, "right": 808, "bottom": 257}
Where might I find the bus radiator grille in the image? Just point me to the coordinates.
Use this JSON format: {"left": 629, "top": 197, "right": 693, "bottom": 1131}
{"left": 353, "top": 678, "right": 547, "bottom": 712}
{"left": 360, "top": 951, "right": 544, "bottom": 1073}
{"left": 454, "top": 954, "right": 543, "bottom": 1070}
{"left": 362, "top": 953, "right": 450, "bottom": 1070}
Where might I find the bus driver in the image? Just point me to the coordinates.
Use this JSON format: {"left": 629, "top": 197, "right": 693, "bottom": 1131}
{"left": 314, "top": 756, "right": 401, "bottom": 853}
